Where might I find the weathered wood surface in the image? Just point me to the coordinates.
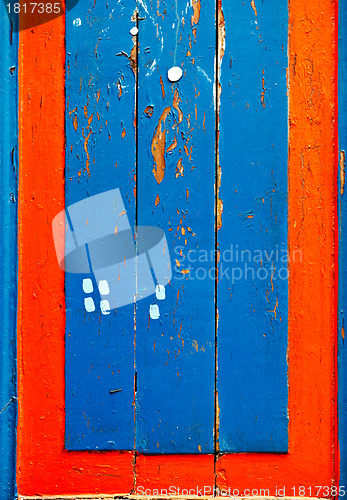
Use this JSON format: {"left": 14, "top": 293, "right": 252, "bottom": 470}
{"left": 64, "top": 0, "right": 289, "bottom": 454}
{"left": 217, "top": 0, "right": 289, "bottom": 452}
{"left": 16, "top": 0, "right": 337, "bottom": 495}
{"left": 17, "top": 10, "right": 134, "bottom": 498}
{"left": 65, "top": 0, "right": 137, "bottom": 451}
{"left": 217, "top": 0, "right": 337, "bottom": 490}
{"left": 136, "top": 0, "right": 216, "bottom": 453}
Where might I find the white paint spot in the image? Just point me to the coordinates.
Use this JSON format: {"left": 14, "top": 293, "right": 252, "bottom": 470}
{"left": 73, "top": 18, "right": 81, "bottom": 26}
{"left": 150, "top": 304, "right": 160, "bottom": 319}
{"left": 130, "top": 26, "right": 139, "bottom": 36}
{"left": 82, "top": 278, "right": 93, "bottom": 294}
{"left": 168, "top": 66, "right": 183, "bottom": 82}
{"left": 100, "top": 300, "right": 111, "bottom": 315}
{"left": 99, "top": 280, "right": 110, "bottom": 295}
{"left": 156, "top": 285, "right": 166, "bottom": 300}
{"left": 84, "top": 297, "right": 95, "bottom": 313}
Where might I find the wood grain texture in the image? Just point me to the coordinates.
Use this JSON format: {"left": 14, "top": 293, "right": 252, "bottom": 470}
{"left": 216, "top": 0, "right": 289, "bottom": 453}
{"left": 135, "top": 0, "right": 216, "bottom": 454}
{"left": 216, "top": 0, "right": 337, "bottom": 490}
{"left": 17, "top": 12, "right": 134, "bottom": 498}
{"left": 0, "top": 6, "right": 18, "bottom": 500}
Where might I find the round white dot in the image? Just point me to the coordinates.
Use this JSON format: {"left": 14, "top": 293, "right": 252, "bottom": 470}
{"left": 167, "top": 66, "right": 183, "bottom": 82}
{"left": 130, "top": 26, "right": 139, "bottom": 36}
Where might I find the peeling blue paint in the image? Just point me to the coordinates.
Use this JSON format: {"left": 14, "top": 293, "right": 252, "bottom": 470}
{"left": 217, "top": 0, "right": 289, "bottom": 452}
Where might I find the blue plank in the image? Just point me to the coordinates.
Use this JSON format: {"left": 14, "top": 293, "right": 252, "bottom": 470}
{"left": 135, "top": 0, "right": 216, "bottom": 453}
{"left": 64, "top": 0, "right": 137, "bottom": 450}
{"left": 338, "top": 0, "right": 347, "bottom": 486}
{"left": 0, "top": 4, "right": 18, "bottom": 497}
{"left": 217, "top": 0, "right": 288, "bottom": 452}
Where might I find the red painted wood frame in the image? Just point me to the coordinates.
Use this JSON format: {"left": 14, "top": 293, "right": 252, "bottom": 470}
{"left": 17, "top": 0, "right": 338, "bottom": 495}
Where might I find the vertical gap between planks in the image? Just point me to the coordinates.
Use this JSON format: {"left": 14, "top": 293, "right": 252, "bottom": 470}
{"left": 133, "top": 6, "right": 140, "bottom": 493}
{"left": 214, "top": 0, "right": 220, "bottom": 489}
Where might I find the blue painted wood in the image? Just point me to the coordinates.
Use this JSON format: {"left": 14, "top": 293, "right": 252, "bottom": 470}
{"left": 65, "top": 0, "right": 137, "bottom": 450}
{"left": 338, "top": 0, "right": 347, "bottom": 486}
{"left": 135, "top": 0, "right": 216, "bottom": 453}
{"left": 217, "top": 0, "right": 288, "bottom": 452}
{"left": 0, "top": 5, "right": 18, "bottom": 497}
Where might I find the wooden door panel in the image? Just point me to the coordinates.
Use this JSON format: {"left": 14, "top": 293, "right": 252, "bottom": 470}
{"left": 217, "top": 0, "right": 289, "bottom": 452}
{"left": 64, "top": 0, "right": 136, "bottom": 450}
{"left": 136, "top": 0, "right": 216, "bottom": 454}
